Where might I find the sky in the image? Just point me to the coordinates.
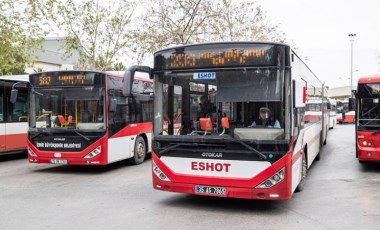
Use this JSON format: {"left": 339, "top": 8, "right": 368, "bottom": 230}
{"left": 255, "top": 0, "right": 380, "bottom": 88}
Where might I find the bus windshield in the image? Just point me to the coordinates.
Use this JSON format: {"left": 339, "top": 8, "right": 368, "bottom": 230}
{"left": 29, "top": 86, "right": 105, "bottom": 131}
{"left": 154, "top": 68, "right": 285, "bottom": 141}
{"left": 357, "top": 83, "right": 380, "bottom": 129}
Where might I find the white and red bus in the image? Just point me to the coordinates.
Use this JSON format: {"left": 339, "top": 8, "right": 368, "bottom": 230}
{"left": 337, "top": 99, "right": 355, "bottom": 124}
{"left": 19, "top": 67, "right": 153, "bottom": 165}
{"left": 150, "top": 42, "right": 328, "bottom": 200}
{"left": 355, "top": 75, "right": 380, "bottom": 163}
{"left": 328, "top": 99, "right": 337, "bottom": 129}
{"left": 0, "top": 75, "right": 29, "bottom": 155}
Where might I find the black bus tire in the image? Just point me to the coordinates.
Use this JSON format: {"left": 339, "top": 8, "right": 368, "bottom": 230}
{"left": 295, "top": 152, "right": 307, "bottom": 193}
{"left": 129, "top": 136, "right": 146, "bottom": 165}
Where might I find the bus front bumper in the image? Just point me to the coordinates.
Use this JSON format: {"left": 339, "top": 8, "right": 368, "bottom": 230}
{"left": 152, "top": 173, "right": 292, "bottom": 200}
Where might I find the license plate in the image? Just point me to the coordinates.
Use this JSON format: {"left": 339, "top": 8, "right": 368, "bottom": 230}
{"left": 50, "top": 159, "right": 68, "bottom": 164}
{"left": 195, "top": 185, "right": 226, "bottom": 196}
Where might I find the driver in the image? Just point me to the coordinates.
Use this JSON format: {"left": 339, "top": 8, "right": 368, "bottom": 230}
{"left": 249, "top": 107, "right": 281, "bottom": 128}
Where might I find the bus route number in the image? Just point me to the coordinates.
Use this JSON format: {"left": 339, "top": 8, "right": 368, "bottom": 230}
{"left": 39, "top": 76, "right": 51, "bottom": 86}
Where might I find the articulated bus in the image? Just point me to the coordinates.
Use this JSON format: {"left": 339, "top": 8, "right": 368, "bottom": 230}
{"left": 21, "top": 67, "right": 153, "bottom": 165}
{"left": 150, "top": 42, "right": 328, "bottom": 200}
{"left": 355, "top": 75, "right": 380, "bottom": 163}
{"left": 337, "top": 99, "right": 355, "bottom": 124}
{"left": 0, "top": 75, "right": 29, "bottom": 155}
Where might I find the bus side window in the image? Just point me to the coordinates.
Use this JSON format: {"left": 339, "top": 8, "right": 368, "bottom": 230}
{"left": 0, "top": 92, "right": 3, "bottom": 122}
{"left": 7, "top": 91, "right": 27, "bottom": 122}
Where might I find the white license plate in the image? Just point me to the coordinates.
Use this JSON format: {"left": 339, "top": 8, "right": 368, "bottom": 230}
{"left": 50, "top": 159, "right": 68, "bottom": 164}
{"left": 195, "top": 185, "right": 226, "bottom": 196}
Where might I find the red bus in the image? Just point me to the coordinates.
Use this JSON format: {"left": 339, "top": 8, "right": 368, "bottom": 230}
{"left": 355, "top": 75, "right": 380, "bottom": 163}
{"left": 0, "top": 75, "right": 29, "bottom": 155}
{"left": 16, "top": 67, "right": 153, "bottom": 165}
{"left": 150, "top": 42, "right": 328, "bottom": 200}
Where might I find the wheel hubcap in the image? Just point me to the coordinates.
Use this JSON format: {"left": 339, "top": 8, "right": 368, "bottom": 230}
{"left": 136, "top": 143, "right": 145, "bottom": 159}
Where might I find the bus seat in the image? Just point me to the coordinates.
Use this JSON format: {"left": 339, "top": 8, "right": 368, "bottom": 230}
{"left": 219, "top": 117, "right": 230, "bottom": 136}
{"left": 200, "top": 117, "right": 213, "bottom": 136}
{"left": 57, "top": 115, "right": 66, "bottom": 127}
{"left": 58, "top": 115, "right": 72, "bottom": 127}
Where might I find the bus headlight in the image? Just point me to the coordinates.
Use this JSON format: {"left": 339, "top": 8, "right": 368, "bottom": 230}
{"left": 28, "top": 147, "right": 37, "bottom": 157}
{"left": 153, "top": 161, "right": 170, "bottom": 181}
{"left": 359, "top": 139, "right": 373, "bottom": 147}
{"left": 84, "top": 146, "right": 101, "bottom": 158}
{"left": 256, "top": 168, "right": 285, "bottom": 189}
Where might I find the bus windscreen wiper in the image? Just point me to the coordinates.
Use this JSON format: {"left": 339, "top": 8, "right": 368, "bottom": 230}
{"left": 29, "top": 132, "right": 44, "bottom": 141}
{"left": 72, "top": 130, "right": 90, "bottom": 141}
{"left": 227, "top": 138, "right": 267, "bottom": 160}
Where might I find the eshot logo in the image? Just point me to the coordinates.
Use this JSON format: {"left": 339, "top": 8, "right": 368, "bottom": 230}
{"left": 193, "top": 72, "right": 216, "bottom": 80}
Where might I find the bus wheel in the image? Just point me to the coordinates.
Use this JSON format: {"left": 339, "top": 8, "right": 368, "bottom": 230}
{"left": 129, "top": 136, "right": 146, "bottom": 165}
{"left": 295, "top": 152, "right": 307, "bottom": 192}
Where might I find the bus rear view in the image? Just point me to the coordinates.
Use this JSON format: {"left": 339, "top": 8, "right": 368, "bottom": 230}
{"left": 356, "top": 75, "right": 380, "bottom": 163}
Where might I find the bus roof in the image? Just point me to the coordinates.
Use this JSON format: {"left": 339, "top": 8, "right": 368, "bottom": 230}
{"left": 0, "top": 75, "right": 29, "bottom": 82}
{"left": 358, "top": 75, "right": 380, "bottom": 84}
{"left": 154, "top": 41, "right": 290, "bottom": 54}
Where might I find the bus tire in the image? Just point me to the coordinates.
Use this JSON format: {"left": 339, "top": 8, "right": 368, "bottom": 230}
{"left": 295, "top": 152, "right": 307, "bottom": 192}
{"left": 315, "top": 152, "right": 321, "bottom": 161}
{"left": 129, "top": 136, "right": 146, "bottom": 165}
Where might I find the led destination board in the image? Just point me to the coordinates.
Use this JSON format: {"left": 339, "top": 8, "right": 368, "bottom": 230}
{"left": 31, "top": 72, "right": 96, "bottom": 86}
{"left": 154, "top": 43, "right": 277, "bottom": 70}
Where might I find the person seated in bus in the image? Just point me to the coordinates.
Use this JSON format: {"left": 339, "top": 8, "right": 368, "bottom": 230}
{"left": 248, "top": 107, "right": 281, "bottom": 128}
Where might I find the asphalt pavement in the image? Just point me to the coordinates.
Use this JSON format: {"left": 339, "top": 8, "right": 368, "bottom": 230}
{"left": 1, "top": 124, "right": 379, "bottom": 230}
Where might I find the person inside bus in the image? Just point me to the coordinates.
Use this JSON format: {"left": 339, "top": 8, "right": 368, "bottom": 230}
{"left": 198, "top": 95, "right": 214, "bottom": 118}
{"left": 248, "top": 107, "right": 281, "bottom": 128}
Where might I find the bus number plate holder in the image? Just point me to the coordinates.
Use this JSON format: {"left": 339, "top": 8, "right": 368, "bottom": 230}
{"left": 195, "top": 185, "right": 226, "bottom": 196}
{"left": 50, "top": 159, "right": 68, "bottom": 164}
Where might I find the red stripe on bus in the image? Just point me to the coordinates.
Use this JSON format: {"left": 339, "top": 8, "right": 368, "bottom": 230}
{"left": 0, "top": 133, "right": 27, "bottom": 151}
{"left": 110, "top": 122, "right": 152, "bottom": 139}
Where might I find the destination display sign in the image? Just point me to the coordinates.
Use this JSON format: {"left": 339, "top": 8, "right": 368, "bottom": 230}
{"left": 31, "top": 72, "right": 97, "bottom": 87}
{"left": 154, "top": 43, "right": 277, "bottom": 70}
{"left": 30, "top": 135, "right": 97, "bottom": 152}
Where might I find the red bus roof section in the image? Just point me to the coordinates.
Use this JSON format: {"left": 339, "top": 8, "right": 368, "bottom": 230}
{"left": 358, "top": 75, "right": 380, "bottom": 84}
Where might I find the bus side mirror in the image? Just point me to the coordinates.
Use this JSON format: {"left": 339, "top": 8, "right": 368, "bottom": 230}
{"left": 327, "top": 103, "right": 331, "bottom": 110}
{"left": 10, "top": 89, "right": 18, "bottom": 104}
{"left": 123, "top": 65, "right": 152, "bottom": 96}
{"left": 349, "top": 98, "right": 355, "bottom": 111}
{"left": 109, "top": 98, "right": 117, "bottom": 112}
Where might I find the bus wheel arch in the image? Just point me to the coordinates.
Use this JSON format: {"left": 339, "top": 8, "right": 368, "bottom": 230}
{"left": 295, "top": 146, "right": 308, "bottom": 192}
{"left": 129, "top": 134, "right": 147, "bottom": 165}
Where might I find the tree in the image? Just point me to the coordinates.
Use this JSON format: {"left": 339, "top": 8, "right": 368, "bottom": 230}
{"left": 131, "top": 0, "right": 286, "bottom": 64}
{"left": 47, "top": 0, "right": 137, "bottom": 70}
{"left": 0, "top": 1, "right": 48, "bottom": 75}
